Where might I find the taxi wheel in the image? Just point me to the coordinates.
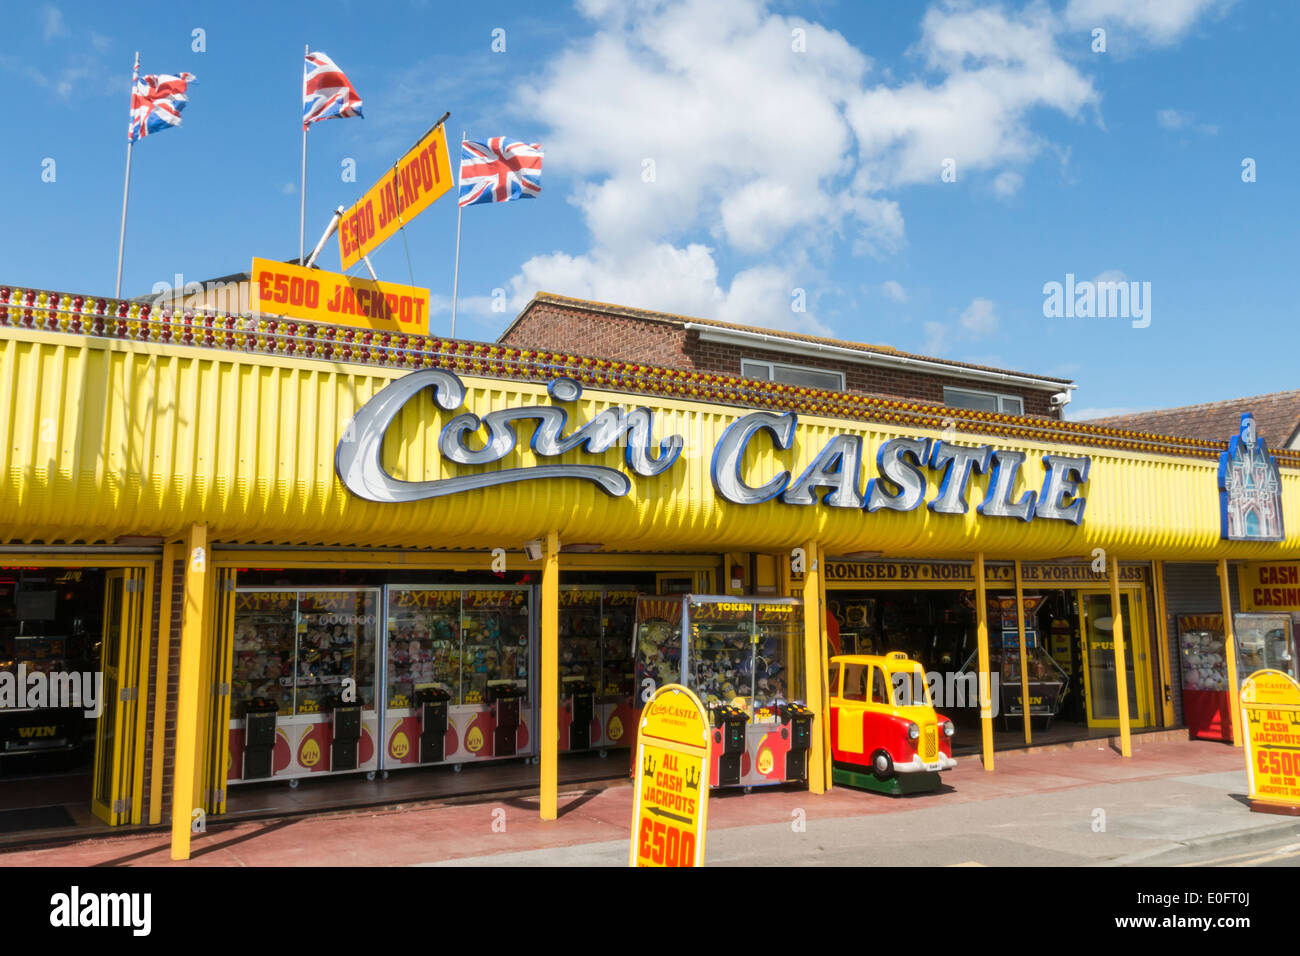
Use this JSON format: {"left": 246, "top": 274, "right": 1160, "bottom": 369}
{"left": 871, "top": 750, "right": 894, "bottom": 781}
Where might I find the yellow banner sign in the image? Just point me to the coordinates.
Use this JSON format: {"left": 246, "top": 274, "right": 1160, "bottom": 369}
{"left": 630, "top": 684, "right": 710, "bottom": 867}
{"left": 813, "top": 560, "right": 1145, "bottom": 587}
{"left": 1241, "top": 669, "right": 1300, "bottom": 811}
{"left": 1240, "top": 562, "right": 1300, "bottom": 612}
{"left": 250, "top": 258, "right": 431, "bottom": 334}
{"left": 339, "top": 122, "right": 453, "bottom": 270}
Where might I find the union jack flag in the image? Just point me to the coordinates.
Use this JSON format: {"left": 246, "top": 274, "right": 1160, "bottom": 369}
{"left": 303, "top": 52, "right": 363, "bottom": 129}
{"left": 458, "top": 138, "right": 544, "bottom": 207}
{"left": 128, "top": 67, "right": 196, "bottom": 142}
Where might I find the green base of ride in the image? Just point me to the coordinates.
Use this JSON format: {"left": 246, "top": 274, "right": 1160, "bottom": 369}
{"left": 832, "top": 767, "right": 943, "bottom": 795}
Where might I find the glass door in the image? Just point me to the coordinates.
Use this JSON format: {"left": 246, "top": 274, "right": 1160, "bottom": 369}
{"left": 1079, "top": 590, "right": 1152, "bottom": 728}
{"left": 91, "top": 568, "right": 145, "bottom": 825}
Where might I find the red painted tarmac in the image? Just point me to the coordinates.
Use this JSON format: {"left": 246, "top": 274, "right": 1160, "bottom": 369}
{"left": 0, "top": 737, "right": 1243, "bottom": 866}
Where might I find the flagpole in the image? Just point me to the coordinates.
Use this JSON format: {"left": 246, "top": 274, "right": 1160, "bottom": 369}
{"left": 450, "top": 129, "right": 465, "bottom": 339}
{"left": 299, "top": 43, "right": 308, "bottom": 265}
{"left": 115, "top": 52, "right": 140, "bottom": 298}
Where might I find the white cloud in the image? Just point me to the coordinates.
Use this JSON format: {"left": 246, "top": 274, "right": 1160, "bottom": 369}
{"left": 41, "top": 5, "right": 67, "bottom": 41}
{"left": 500, "top": 0, "right": 1223, "bottom": 337}
{"left": 90, "top": 33, "right": 111, "bottom": 52}
{"left": 1157, "top": 108, "right": 1190, "bottom": 130}
{"left": 510, "top": 241, "right": 831, "bottom": 335}
{"left": 1156, "top": 108, "right": 1218, "bottom": 135}
{"left": 922, "top": 320, "right": 948, "bottom": 355}
{"left": 959, "top": 297, "right": 998, "bottom": 335}
{"left": 1065, "top": 0, "right": 1234, "bottom": 47}
{"left": 992, "top": 170, "right": 1023, "bottom": 198}
{"left": 281, "top": 182, "right": 296, "bottom": 195}
{"left": 846, "top": 3, "right": 1097, "bottom": 189}
{"left": 881, "top": 280, "right": 907, "bottom": 304}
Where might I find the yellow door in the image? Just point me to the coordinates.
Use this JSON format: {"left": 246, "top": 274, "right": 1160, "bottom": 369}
{"left": 1079, "top": 590, "right": 1151, "bottom": 729}
{"left": 91, "top": 568, "right": 146, "bottom": 825}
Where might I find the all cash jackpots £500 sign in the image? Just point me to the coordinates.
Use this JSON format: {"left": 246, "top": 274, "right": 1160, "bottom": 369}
{"left": 1241, "top": 669, "right": 1300, "bottom": 813}
{"left": 630, "top": 684, "right": 710, "bottom": 867}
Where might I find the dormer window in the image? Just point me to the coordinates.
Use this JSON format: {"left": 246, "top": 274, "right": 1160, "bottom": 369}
{"left": 944, "top": 386, "right": 1024, "bottom": 416}
{"left": 741, "top": 360, "right": 845, "bottom": 392}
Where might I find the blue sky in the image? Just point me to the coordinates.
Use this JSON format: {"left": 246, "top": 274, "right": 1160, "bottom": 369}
{"left": 2, "top": 0, "right": 1295, "bottom": 424}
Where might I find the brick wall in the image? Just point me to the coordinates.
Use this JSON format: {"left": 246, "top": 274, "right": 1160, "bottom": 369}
{"left": 503, "top": 301, "right": 1060, "bottom": 418}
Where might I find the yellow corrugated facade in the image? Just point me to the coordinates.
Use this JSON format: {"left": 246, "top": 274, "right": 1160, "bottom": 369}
{"left": 2, "top": 327, "right": 1297, "bottom": 561}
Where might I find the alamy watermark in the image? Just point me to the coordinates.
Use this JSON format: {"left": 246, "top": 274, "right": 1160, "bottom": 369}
{"left": 0, "top": 666, "right": 103, "bottom": 717}
{"left": 1042, "top": 273, "right": 1151, "bottom": 328}
{"left": 150, "top": 272, "right": 250, "bottom": 315}
{"left": 892, "top": 670, "right": 999, "bottom": 717}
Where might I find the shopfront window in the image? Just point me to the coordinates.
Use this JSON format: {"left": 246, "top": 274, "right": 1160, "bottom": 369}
{"left": 689, "top": 603, "right": 755, "bottom": 709}
{"left": 385, "top": 587, "right": 461, "bottom": 708}
{"left": 600, "top": 591, "right": 638, "bottom": 698}
{"left": 559, "top": 589, "right": 601, "bottom": 689}
{"left": 460, "top": 589, "right": 530, "bottom": 704}
{"left": 232, "top": 589, "right": 378, "bottom": 718}
{"left": 1232, "top": 614, "right": 1295, "bottom": 684}
{"left": 385, "top": 587, "right": 530, "bottom": 708}
{"left": 558, "top": 588, "right": 637, "bottom": 698}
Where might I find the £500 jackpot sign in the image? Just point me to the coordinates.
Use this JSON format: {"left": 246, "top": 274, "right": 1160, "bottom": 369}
{"left": 630, "top": 684, "right": 710, "bottom": 867}
{"left": 339, "top": 122, "right": 453, "bottom": 270}
{"left": 251, "top": 258, "right": 431, "bottom": 334}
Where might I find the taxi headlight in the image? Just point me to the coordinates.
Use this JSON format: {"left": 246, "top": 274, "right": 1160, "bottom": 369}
{"left": 943, "top": 720, "right": 955, "bottom": 738}
{"left": 907, "top": 722, "right": 920, "bottom": 741}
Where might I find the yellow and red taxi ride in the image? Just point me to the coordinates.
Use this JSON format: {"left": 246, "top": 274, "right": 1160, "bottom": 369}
{"left": 829, "top": 652, "right": 956, "bottom": 794}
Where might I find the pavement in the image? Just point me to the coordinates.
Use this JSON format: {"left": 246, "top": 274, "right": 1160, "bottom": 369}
{"left": 4, "top": 735, "right": 1298, "bottom": 866}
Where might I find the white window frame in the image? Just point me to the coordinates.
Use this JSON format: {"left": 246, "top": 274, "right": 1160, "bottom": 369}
{"left": 943, "top": 386, "right": 1024, "bottom": 416}
{"left": 741, "top": 359, "right": 846, "bottom": 392}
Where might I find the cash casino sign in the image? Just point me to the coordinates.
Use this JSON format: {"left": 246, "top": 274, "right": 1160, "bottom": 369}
{"left": 630, "top": 684, "right": 710, "bottom": 867}
{"left": 1239, "top": 561, "right": 1300, "bottom": 613}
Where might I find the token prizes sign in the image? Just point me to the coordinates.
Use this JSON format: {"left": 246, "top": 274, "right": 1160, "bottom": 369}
{"left": 630, "top": 684, "right": 710, "bottom": 867}
{"left": 1241, "top": 669, "right": 1300, "bottom": 812}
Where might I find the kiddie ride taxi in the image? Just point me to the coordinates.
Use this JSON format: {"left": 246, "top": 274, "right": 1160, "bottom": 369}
{"left": 829, "top": 652, "right": 957, "bottom": 795}
{"left": 635, "top": 595, "right": 815, "bottom": 789}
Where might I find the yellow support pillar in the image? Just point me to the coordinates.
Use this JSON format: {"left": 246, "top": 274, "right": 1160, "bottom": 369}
{"left": 1152, "top": 561, "right": 1176, "bottom": 727}
{"left": 817, "top": 547, "right": 833, "bottom": 791}
{"left": 801, "top": 541, "right": 827, "bottom": 795}
{"left": 170, "top": 524, "right": 208, "bottom": 861}
{"left": 974, "top": 552, "right": 994, "bottom": 771}
{"left": 1014, "top": 561, "right": 1032, "bottom": 746}
{"left": 1219, "top": 558, "right": 1243, "bottom": 747}
{"left": 1109, "top": 557, "right": 1132, "bottom": 758}
{"left": 540, "top": 531, "right": 560, "bottom": 820}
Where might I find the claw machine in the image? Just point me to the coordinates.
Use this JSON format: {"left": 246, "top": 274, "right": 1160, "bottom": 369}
{"left": 1177, "top": 614, "right": 1231, "bottom": 741}
{"left": 381, "top": 586, "right": 534, "bottom": 771}
{"left": 634, "top": 595, "right": 813, "bottom": 789}
{"left": 558, "top": 587, "right": 637, "bottom": 754}
{"left": 228, "top": 588, "right": 381, "bottom": 784}
{"left": 958, "top": 594, "right": 1068, "bottom": 730}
